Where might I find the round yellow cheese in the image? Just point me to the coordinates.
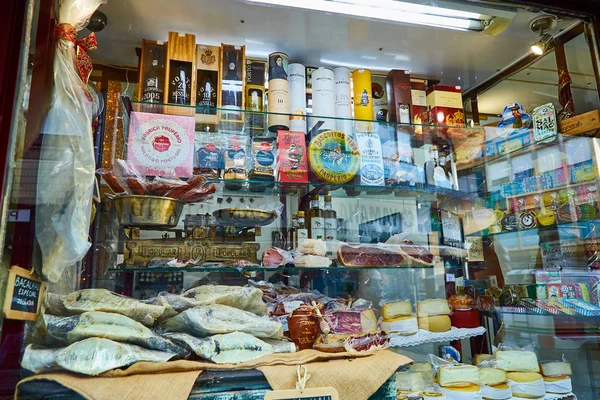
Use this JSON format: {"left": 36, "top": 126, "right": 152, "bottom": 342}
{"left": 506, "top": 372, "right": 542, "bottom": 383}
{"left": 441, "top": 384, "right": 481, "bottom": 392}
{"left": 418, "top": 315, "right": 451, "bottom": 332}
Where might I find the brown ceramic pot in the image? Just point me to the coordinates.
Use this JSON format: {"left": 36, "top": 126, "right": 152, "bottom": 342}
{"left": 287, "top": 305, "right": 319, "bottom": 350}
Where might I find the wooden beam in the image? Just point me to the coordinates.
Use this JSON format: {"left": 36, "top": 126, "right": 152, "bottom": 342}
{"left": 463, "top": 22, "right": 585, "bottom": 101}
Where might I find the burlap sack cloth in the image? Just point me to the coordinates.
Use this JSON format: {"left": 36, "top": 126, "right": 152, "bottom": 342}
{"left": 16, "top": 349, "right": 411, "bottom": 400}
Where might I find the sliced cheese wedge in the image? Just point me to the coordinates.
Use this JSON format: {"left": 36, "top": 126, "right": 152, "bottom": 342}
{"left": 479, "top": 368, "right": 507, "bottom": 386}
{"left": 496, "top": 350, "right": 539, "bottom": 372}
{"left": 438, "top": 365, "right": 480, "bottom": 387}
{"left": 540, "top": 361, "right": 572, "bottom": 377}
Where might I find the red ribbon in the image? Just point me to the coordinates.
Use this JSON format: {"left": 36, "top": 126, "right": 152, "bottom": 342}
{"left": 56, "top": 23, "right": 97, "bottom": 86}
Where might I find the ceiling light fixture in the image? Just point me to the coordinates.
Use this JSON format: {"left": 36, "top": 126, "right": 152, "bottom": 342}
{"left": 246, "top": 0, "right": 515, "bottom": 33}
{"left": 529, "top": 15, "right": 557, "bottom": 55}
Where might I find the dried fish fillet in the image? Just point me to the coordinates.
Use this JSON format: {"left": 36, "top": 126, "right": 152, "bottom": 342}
{"left": 64, "top": 289, "right": 165, "bottom": 326}
{"left": 162, "top": 304, "right": 283, "bottom": 339}
{"left": 22, "top": 338, "right": 176, "bottom": 375}
{"left": 164, "top": 332, "right": 274, "bottom": 364}
{"left": 32, "top": 312, "right": 188, "bottom": 357}
{"left": 182, "top": 285, "right": 268, "bottom": 316}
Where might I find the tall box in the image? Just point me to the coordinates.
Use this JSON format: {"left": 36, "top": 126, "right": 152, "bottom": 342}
{"left": 138, "top": 40, "right": 167, "bottom": 104}
{"left": 195, "top": 44, "right": 221, "bottom": 129}
{"left": 411, "top": 81, "right": 428, "bottom": 125}
{"left": 386, "top": 70, "right": 412, "bottom": 123}
{"left": 220, "top": 44, "right": 246, "bottom": 132}
{"left": 426, "top": 85, "right": 464, "bottom": 126}
{"left": 245, "top": 59, "right": 267, "bottom": 134}
{"left": 164, "top": 32, "right": 196, "bottom": 116}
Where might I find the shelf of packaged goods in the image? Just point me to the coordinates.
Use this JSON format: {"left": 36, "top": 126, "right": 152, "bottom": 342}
{"left": 500, "top": 178, "right": 599, "bottom": 201}
{"left": 209, "top": 178, "right": 477, "bottom": 203}
{"left": 480, "top": 214, "right": 600, "bottom": 238}
{"left": 480, "top": 308, "right": 600, "bottom": 324}
{"left": 388, "top": 326, "right": 486, "bottom": 348}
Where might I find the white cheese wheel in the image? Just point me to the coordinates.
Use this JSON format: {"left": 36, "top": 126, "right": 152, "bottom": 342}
{"left": 379, "top": 316, "right": 418, "bottom": 335}
{"left": 507, "top": 373, "right": 545, "bottom": 398}
{"left": 417, "top": 299, "right": 451, "bottom": 317}
{"left": 481, "top": 383, "right": 512, "bottom": 400}
{"left": 543, "top": 376, "right": 572, "bottom": 394}
{"left": 421, "top": 391, "right": 447, "bottom": 400}
{"left": 437, "top": 384, "right": 483, "bottom": 400}
{"left": 382, "top": 301, "right": 412, "bottom": 319}
{"left": 418, "top": 315, "right": 451, "bottom": 332}
{"left": 496, "top": 351, "right": 539, "bottom": 372}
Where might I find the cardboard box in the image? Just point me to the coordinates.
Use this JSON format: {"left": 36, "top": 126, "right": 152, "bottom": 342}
{"left": 195, "top": 44, "right": 221, "bottom": 127}
{"left": 245, "top": 59, "right": 266, "bottom": 131}
{"left": 410, "top": 80, "right": 427, "bottom": 125}
{"left": 559, "top": 109, "right": 600, "bottom": 137}
{"left": 426, "top": 85, "right": 464, "bottom": 126}
{"left": 164, "top": 32, "right": 196, "bottom": 116}
{"left": 386, "top": 70, "right": 412, "bottom": 123}
{"left": 138, "top": 40, "right": 167, "bottom": 104}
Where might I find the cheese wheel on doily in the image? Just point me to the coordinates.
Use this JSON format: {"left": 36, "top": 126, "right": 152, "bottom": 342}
{"left": 507, "top": 372, "right": 545, "bottom": 398}
{"left": 417, "top": 299, "right": 451, "bottom": 317}
{"left": 437, "top": 384, "right": 482, "bottom": 400}
{"left": 379, "top": 315, "right": 418, "bottom": 335}
{"left": 418, "top": 315, "right": 451, "bottom": 332}
{"left": 543, "top": 376, "right": 572, "bottom": 394}
{"left": 421, "top": 391, "right": 447, "bottom": 400}
{"left": 481, "top": 383, "right": 512, "bottom": 400}
{"left": 382, "top": 301, "right": 412, "bottom": 319}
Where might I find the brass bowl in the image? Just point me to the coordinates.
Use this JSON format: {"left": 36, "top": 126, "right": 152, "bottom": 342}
{"left": 213, "top": 208, "right": 277, "bottom": 227}
{"left": 114, "top": 195, "right": 184, "bottom": 227}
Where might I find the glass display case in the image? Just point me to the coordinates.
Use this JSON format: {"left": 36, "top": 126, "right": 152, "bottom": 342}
{"left": 1, "top": 0, "right": 600, "bottom": 399}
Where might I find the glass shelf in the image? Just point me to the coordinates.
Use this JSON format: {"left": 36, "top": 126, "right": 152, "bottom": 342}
{"left": 109, "top": 264, "right": 440, "bottom": 273}
{"left": 480, "top": 308, "right": 600, "bottom": 324}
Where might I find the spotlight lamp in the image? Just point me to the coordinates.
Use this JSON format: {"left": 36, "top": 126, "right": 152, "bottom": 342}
{"left": 531, "top": 33, "right": 553, "bottom": 55}
{"left": 529, "top": 15, "right": 557, "bottom": 55}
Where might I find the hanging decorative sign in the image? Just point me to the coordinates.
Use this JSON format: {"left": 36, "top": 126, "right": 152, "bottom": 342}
{"left": 127, "top": 111, "right": 195, "bottom": 177}
{"left": 3, "top": 266, "right": 45, "bottom": 321}
{"left": 533, "top": 103, "right": 557, "bottom": 142}
{"left": 265, "top": 388, "right": 339, "bottom": 400}
{"left": 496, "top": 102, "right": 532, "bottom": 138}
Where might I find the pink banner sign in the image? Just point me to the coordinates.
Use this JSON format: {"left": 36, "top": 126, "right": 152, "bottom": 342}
{"left": 127, "top": 111, "right": 195, "bottom": 178}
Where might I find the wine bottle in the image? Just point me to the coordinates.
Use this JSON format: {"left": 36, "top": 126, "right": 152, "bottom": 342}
{"left": 142, "top": 59, "right": 164, "bottom": 103}
{"left": 169, "top": 61, "right": 191, "bottom": 105}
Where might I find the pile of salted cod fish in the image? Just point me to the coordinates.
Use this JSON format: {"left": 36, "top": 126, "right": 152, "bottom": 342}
{"left": 23, "top": 286, "right": 294, "bottom": 376}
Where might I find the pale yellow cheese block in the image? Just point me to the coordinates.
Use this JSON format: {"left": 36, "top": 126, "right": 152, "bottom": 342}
{"left": 382, "top": 301, "right": 412, "bottom": 319}
{"left": 496, "top": 351, "right": 540, "bottom": 372}
{"left": 479, "top": 368, "right": 507, "bottom": 386}
{"left": 418, "top": 315, "right": 451, "bottom": 332}
{"left": 438, "top": 365, "right": 480, "bottom": 387}
{"left": 417, "top": 299, "right": 451, "bottom": 317}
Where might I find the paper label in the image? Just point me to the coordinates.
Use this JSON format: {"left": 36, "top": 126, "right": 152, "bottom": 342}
{"left": 325, "top": 218, "right": 338, "bottom": 241}
{"left": 356, "top": 133, "right": 384, "bottom": 186}
{"left": 3, "top": 266, "right": 45, "bottom": 321}
{"left": 265, "top": 387, "right": 339, "bottom": 400}
{"left": 465, "top": 237, "right": 484, "bottom": 262}
{"left": 411, "top": 89, "right": 427, "bottom": 106}
{"left": 127, "top": 111, "right": 195, "bottom": 177}
{"left": 311, "top": 217, "right": 325, "bottom": 240}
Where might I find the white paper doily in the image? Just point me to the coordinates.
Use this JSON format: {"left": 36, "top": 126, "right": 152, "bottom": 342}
{"left": 388, "top": 327, "right": 486, "bottom": 348}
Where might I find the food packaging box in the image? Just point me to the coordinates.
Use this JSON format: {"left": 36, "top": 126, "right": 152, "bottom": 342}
{"left": 245, "top": 59, "right": 266, "bottom": 132}
{"left": 164, "top": 32, "right": 196, "bottom": 116}
{"left": 558, "top": 298, "right": 600, "bottom": 316}
{"left": 195, "top": 44, "right": 221, "bottom": 128}
{"left": 386, "top": 70, "right": 412, "bottom": 123}
{"left": 426, "top": 85, "right": 464, "bottom": 126}
{"left": 277, "top": 130, "right": 308, "bottom": 183}
{"left": 559, "top": 109, "right": 600, "bottom": 137}
{"left": 372, "top": 75, "right": 388, "bottom": 121}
